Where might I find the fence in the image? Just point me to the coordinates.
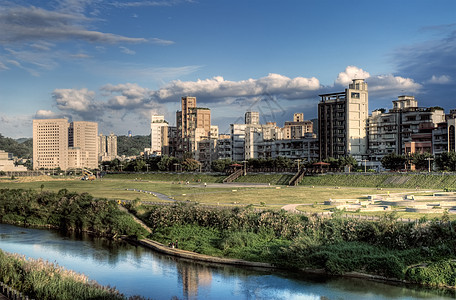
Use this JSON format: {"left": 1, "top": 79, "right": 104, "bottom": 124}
{"left": 0, "top": 282, "right": 34, "bottom": 300}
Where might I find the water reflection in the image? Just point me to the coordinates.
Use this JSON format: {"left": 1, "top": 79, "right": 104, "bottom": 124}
{"left": 0, "top": 223, "right": 454, "bottom": 300}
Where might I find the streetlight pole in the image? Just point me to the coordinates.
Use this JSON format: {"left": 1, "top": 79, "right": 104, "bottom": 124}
{"left": 145, "top": 164, "right": 149, "bottom": 173}
{"left": 242, "top": 160, "right": 247, "bottom": 176}
{"left": 426, "top": 157, "right": 434, "bottom": 173}
{"left": 363, "top": 159, "right": 367, "bottom": 173}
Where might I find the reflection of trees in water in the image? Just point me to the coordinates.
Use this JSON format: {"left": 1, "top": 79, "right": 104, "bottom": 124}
{"left": 328, "top": 277, "right": 456, "bottom": 299}
{"left": 60, "top": 231, "right": 142, "bottom": 265}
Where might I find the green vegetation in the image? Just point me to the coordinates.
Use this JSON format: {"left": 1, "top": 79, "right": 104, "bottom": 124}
{"left": 131, "top": 202, "right": 456, "bottom": 287}
{"left": 299, "top": 174, "right": 456, "bottom": 189}
{"left": 0, "top": 189, "right": 148, "bottom": 239}
{"left": 0, "top": 249, "right": 125, "bottom": 300}
{"left": 0, "top": 134, "right": 32, "bottom": 158}
{"left": 117, "top": 135, "right": 151, "bottom": 156}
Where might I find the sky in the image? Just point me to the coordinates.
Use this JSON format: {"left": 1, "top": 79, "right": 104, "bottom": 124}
{"left": 1, "top": 0, "right": 455, "bottom": 138}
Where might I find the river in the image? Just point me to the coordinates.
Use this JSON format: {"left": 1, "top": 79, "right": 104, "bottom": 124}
{"left": 0, "top": 223, "right": 453, "bottom": 300}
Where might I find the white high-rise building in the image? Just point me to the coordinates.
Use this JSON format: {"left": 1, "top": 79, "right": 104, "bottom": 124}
{"left": 151, "top": 115, "right": 168, "bottom": 155}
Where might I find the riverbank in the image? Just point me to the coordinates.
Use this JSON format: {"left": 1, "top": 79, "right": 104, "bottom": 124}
{"left": 2, "top": 187, "right": 456, "bottom": 293}
{"left": 0, "top": 249, "right": 125, "bottom": 300}
{"left": 127, "top": 201, "right": 456, "bottom": 289}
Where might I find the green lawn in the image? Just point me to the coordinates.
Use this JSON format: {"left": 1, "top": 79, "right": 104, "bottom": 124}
{"left": 0, "top": 176, "right": 421, "bottom": 207}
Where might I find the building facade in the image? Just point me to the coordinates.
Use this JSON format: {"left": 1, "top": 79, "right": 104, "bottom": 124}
{"left": 33, "top": 118, "right": 70, "bottom": 170}
{"left": 282, "top": 113, "right": 313, "bottom": 139}
{"left": 318, "top": 79, "right": 368, "bottom": 161}
{"left": 245, "top": 111, "right": 260, "bottom": 125}
{"left": 151, "top": 115, "right": 168, "bottom": 156}
{"left": 176, "top": 96, "right": 211, "bottom": 158}
{"left": 33, "top": 118, "right": 98, "bottom": 170}
{"left": 69, "top": 121, "right": 98, "bottom": 169}
{"left": 98, "top": 133, "right": 117, "bottom": 161}
{"left": 368, "top": 96, "right": 445, "bottom": 162}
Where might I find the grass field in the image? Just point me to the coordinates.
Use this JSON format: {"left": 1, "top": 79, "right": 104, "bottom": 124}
{"left": 0, "top": 175, "right": 425, "bottom": 209}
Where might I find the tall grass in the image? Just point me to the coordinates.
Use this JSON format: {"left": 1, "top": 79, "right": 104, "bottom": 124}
{"left": 135, "top": 203, "right": 456, "bottom": 286}
{"left": 0, "top": 249, "right": 125, "bottom": 300}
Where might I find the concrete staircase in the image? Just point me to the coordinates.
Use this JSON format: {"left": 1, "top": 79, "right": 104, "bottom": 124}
{"left": 223, "top": 169, "right": 244, "bottom": 183}
{"left": 288, "top": 168, "right": 306, "bottom": 186}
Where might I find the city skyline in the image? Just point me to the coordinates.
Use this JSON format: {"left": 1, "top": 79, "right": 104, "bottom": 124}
{"left": 1, "top": 0, "right": 455, "bottom": 138}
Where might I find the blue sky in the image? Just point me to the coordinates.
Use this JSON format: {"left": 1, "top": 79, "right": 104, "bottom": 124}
{"left": 1, "top": 0, "right": 455, "bottom": 138}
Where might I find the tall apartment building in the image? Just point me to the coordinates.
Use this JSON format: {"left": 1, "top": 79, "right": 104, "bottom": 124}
{"left": 368, "top": 96, "right": 445, "bottom": 163}
{"left": 98, "top": 133, "right": 117, "bottom": 161}
{"left": 256, "top": 133, "right": 319, "bottom": 161}
{"left": 162, "top": 126, "right": 178, "bottom": 156}
{"left": 151, "top": 115, "right": 168, "bottom": 155}
{"left": 33, "top": 118, "right": 98, "bottom": 170}
{"left": 106, "top": 133, "right": 117, "bottom": 159}
{"left": 176, "top": 96, "right": 211, "bottom": 158}
{"left": 245, "top": 111, "right": 260, "bottom": 125}
{"left": 318, "top": 79, "right": 369, "bottom": 161}
{"left": 282, "top": 113, "right": 313, "bottom": 139}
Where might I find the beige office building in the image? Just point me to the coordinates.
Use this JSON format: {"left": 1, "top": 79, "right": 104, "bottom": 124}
{"left": 69, "top": 121, "right": 98, "bottom": 169}
{"left": 33, "top": 118, "right": 70, "bottom": 170}
{"left": 33, "top": 118, "right": 98, "bottom": 170}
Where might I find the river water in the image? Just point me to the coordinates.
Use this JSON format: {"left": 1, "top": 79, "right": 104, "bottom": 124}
{"left": 0, "top": 223, "right": 453, "bottom": 300}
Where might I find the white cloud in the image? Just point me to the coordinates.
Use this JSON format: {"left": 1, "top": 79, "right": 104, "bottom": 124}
{"left": 35, "top": 110, "right": 64, "bottom": 119}
{"left": 153, "top": 73, "right": 321, "bottom": 102}
{"left": 119, "top": 46, "right": 136, "bottom": 55}
{"left": 335, "top": 66, "right": 370, "bottom": 86}
{"left": 0, "top": 113, "right": 33, "bottom": 138}
{"left": 0, "top": 6, "right": 147, "bottom": 44}
{"left": 110, "top": 1, "right": 189, "bottom": 8}
{"left": 427, "top": 75, "right": 451, "bottom": 84}
{"left": 367, "top": 74, "right": 422, "bottom": 97}
{"left": 53, "top": 88, "right": 96, "bottom": 112}
{"left": 70, "top": 53, "right": 91, "bottom": 59}
{"left": 150, "top": 38, "right": 175, "bottom": 46}
{"left": 102, "top": 83, "right": 157, "bottom": 109}
{"left": 334, "top": 66, "right": 421, "bottom": 98}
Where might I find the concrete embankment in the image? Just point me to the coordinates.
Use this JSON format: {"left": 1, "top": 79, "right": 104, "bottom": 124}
{"left": 138, "top": 239, "right": 273, "bottom": 268}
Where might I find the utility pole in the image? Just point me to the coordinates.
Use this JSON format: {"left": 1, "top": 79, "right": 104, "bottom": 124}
{"left": 295, "top": 159, "right": 302, "bottom": 172}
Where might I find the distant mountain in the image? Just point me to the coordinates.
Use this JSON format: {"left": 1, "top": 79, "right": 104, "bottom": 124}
{"left": 0, "top": 134, "right": 33, "bottom": 158}
{"left": 117, "top": 135, "right": 151, "bottom": 156}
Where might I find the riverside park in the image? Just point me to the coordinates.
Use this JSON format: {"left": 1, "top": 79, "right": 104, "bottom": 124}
{"left": 3, "top": 172, "right": 456, "bottom": 299}
{"left": 3, "top": 172, "right": 456, "bottom": 220}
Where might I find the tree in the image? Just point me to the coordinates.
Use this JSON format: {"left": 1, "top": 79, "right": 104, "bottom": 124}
{"left": 211, "top": 159, "right": 232, "bottom": 172}
{"left": 435, "top": 152, "right": 456, "bottom": 171}
{"left": 157, "top": 155, "right": 177, "bottom": 171}
{"left": 338, "top": 156, "right": 358, "bottom": 170}
{"left": 181, "top": 158, "right": 200, "bottom": 171}
{"left": 411, "top": 152, "right": 433, "bottom": 171}
{"left": 381, "top": 153, "right": 406, "bottom": 171}
{"left": 0, "top": 134, "right": 32, "bottom": 158}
